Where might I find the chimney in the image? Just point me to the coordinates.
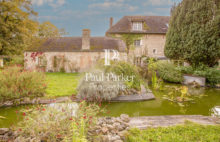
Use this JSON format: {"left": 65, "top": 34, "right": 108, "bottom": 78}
{"left": 110, "top": 17, "right": 113, "bottom": 28}
{"left": 82, "top": 29, "right": 90, "bottom": 50}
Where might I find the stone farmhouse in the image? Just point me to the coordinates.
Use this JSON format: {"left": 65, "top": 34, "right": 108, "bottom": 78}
{"left": 106, "top": 16, "right": 170, "bottom": 59}
{"left": 24, "top": 16, "right": 170, "bottom": 72}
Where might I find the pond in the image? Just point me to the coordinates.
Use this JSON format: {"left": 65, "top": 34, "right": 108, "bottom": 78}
{"left": 0, "top": 83, "right": 219, "bottom": 128}
{"left": 103, "top": 84, "right": 220, "bottom": 117}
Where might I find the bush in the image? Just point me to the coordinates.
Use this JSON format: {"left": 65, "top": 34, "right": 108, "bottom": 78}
{"left": 0, "top": 66, "right": 46, "bottom": 102}
{"left": 15, "top": 101, "right": 103, "bottom": 141}
{"left": 5, "top": 55, "right": 24, "bottom": 66}
{"left": 155, "top": 61, "right": 183, "bottom": 83}
{"left": 177, "top": 66, "right": 220, "bottom": 86}
{"left": 77, "top": 70, "right": 124, "bottom": 102}
{"left": 102, "top": 61, "right": 144, "bottom": 91}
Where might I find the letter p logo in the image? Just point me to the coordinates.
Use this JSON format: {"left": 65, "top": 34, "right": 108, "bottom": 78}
{"left": 104, "top": 49, "right": 120, "bottom": 66}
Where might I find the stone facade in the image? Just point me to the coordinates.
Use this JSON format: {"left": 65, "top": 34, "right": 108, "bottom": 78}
{"left": 106, "top": 16, "right": 170, "bottom": 59}
{"left": 110, "top": 34, "right": 166, "bottom": 58}
{"left": 24, "top": 51, "right": 127, "bottom": 72}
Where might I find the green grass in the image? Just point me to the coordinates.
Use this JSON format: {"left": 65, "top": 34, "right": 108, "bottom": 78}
{"left": 45, "top": 72, "right": 82, "bottom": 98}
{"left": 126, "top": 122, "right": 220, "bottom": 142}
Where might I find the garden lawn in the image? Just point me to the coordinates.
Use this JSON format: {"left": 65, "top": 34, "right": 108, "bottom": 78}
{"left": 126, "top": 122, "right": 220, "bottom": 142}
{"left": 46, "top": 72, "right": 82, "bottom": 98}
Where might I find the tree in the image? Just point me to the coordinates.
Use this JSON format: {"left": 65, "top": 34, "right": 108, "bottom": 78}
{"left": 29, "top": 21, "right": 68, "bottom": 50}
{"left": 38, "top": 21, "right": 68, "bottom": 38}
{"left": 0, "top": 0, "right": 38, "bottom": 55}
{"left": 165, "top": 0, "right": 220, "bottom": 67}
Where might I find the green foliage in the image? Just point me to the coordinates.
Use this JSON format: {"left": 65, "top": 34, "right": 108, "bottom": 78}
{"left": 143, "top": 22, "right": 150, "bottom": 30}
{"left": 162, "top": 86, "right": 193, "bottom": 107}
{"left": 151, "top": 71, "right": 164, "bottom": 90}
{"left": 5, "top": 55, "right": 24, "bottom": 66}
{"left": 111, "top": 34, "right": 143, "bottom": 54}
{"left": 0, "top": 66, "right": 46, "bottom": 102}
{"left": 38, "top": 21, "right": 67, "bottom": 38}
{"left": 0, "top": 0, "right": 38, "bottom": 55}
{"left": 165, "top": 0, "right": 220, "bottom": 67}
{"left": 103, "top": 61, "right": 144, "bottom": 91}
{"left": 77, "top": 70, "right": 124, "bottom": 101}
{"left": 126, "top": 122, "right": 220, "bottom": 142}
{"left": 154, "top": 61, "right": 183, "bottom": 83}
{"left": 16, "top": 101, "right": 102, "bottom": 142}
{"left": 177, "top": 66, "right": 220, "bottom": 86}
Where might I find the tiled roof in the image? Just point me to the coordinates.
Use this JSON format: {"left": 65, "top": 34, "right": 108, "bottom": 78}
{"left": 28, "top": 37, "right": 126, "bottom": 52}
{"left": 106, "top": 16, "right": 170, "bottom": 34}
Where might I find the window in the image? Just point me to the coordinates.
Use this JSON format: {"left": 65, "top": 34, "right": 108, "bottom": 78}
{"left": 134, "top": 40, "right": 141, "bottom": 47}
{"left": 153, "top": 49, "right": 157, "bottom": 54}
{"left": 38, "top": 56, "right": 47, "bottom": 67}
{"left": 132, "top": 22, "right": 143, "bottom": 31}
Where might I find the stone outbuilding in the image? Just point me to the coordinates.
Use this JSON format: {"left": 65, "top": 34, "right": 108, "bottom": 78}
{"left": 24, "top": 29, "right": 127, "bottom": 72}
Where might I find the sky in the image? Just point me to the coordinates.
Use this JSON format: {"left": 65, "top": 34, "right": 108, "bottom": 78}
{"left": 31, "top": 0, "right": 181, "bottom": 36}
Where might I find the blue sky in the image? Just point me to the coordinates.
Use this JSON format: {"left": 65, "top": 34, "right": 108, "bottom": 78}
{"left": 31, "top": 0, "right": 181, "bottom": 36}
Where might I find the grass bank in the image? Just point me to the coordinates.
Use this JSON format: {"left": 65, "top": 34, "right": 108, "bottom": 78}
{"left": 126, "top": 122, "right": 220, "bottom": 142}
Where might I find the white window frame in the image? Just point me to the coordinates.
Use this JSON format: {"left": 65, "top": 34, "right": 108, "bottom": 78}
{"left": 134, "top": 40, "right": 142, "bottom": 47}
{"left": 132, "top": 22, "right": 143, "bottom": 31}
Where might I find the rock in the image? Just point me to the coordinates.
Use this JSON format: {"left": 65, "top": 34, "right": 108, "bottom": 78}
{"left": 114, "top": 140, "right": 123, "bottom": 142}
{"left": 110, "top": 135, "right": 120, "bottom": 141}
{"left": 3, "top": 101, "right": 13, "bottom": 106}
{"left": 0, "top": 128, "right": 9, "bottom": 135}
{"left": 113, "top": 122, "right": 121, "bottom": 129}
{"left": 101, "top": 127, "right": 108, "bottom": 134}
{"left": 110, "top": 129, "right": 118, "bottom": 135}
{"left": 107, "top": 124, "right": 114, "bottom": 130}
{"left": 23, "top": 97, "right": 31, "bottom": 103}
{"left": 101, "top": 135, "right": 110, "bottom": 142}
{"left": 93, "top": 116, "right": 130, "bottom": 142}
{"left": 120, "top": 114, "right": 130, "bottom": 122}
{"left": 118, "top": 130, "right": 128, "bottom": 139}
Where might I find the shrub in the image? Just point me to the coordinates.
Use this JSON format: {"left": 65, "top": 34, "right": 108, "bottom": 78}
{"left": 177, "top": 66, "right": 220, "bottom": 86}
{"left": 15, "top": 101, "right": 102, "bottom": 142}
{"left": 102, "top": 61, "right": 144, "bottom": 91}
{"left": 0, "top": 66, "right": 46, "bottom": 102}
{"left": 77, "top": 70, "right": 124, "bottom": 101}
{"left": 6, "top": 55, "right": 24, "bottom": 66}
{"left": 155, "top": 61, "right": 183, "bottom": 83}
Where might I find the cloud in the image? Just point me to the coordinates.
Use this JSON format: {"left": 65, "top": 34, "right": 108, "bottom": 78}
{"left": 31, "top": 0, "right": 66, "bottom": 8}
{"left": 145, "top": 0, "right": 173, "bottom": 6}
{"left": 88, "top": 0, "right": 138, "bottom": 12}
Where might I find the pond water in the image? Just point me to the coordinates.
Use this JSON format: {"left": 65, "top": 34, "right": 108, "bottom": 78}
{"left": 0, "top": 84, "right": 219, "bottom": 128}
{"left": 102, "top": 84, "right": 220, "bottom": 117}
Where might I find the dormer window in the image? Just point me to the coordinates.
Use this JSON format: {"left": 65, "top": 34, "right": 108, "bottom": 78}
{"left": 132, "top": 22, "right": 143, "bottom": 31}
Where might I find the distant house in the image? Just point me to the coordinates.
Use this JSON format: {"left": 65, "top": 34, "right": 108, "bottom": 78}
{"left": 106, "top": 16, "right": 170, "bottom": 59}
{"left": 24, "top": 29, "right": 126, "bottom": 72}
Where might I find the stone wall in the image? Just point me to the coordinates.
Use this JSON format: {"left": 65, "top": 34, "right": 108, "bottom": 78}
{"left": 109, "top": 34, "right": 166, "bottom": 58}
{"left": 144, "top": 34, "right": 166, "bottom": 58}
{"left": 24, "top": 51, "right": 127, "bottom": 72}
